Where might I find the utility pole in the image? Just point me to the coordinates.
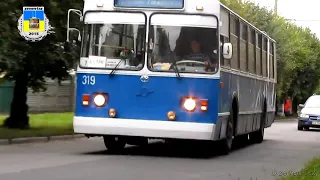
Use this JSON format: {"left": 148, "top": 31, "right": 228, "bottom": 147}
{"left": 274, "top": 0, "right": 278, "bottom": 15}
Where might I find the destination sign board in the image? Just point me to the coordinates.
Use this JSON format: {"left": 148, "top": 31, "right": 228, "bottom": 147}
{"left": 114, "top": 0, "right": 184, "bottom": 9}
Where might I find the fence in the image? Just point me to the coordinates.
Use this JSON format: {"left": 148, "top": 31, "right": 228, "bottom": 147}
{"left": 0, "top": 77, "right": 75, "bottom": 114}
{"left": 27, "top": 78, "right": 75, "bottom": 113}
{"left": 0, "top": 81, "right": 14, "bottom": 114}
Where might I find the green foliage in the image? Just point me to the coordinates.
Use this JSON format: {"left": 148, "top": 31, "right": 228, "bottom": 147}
{"left": 0, "top": 0, "right": 83, "bottom": 92}
{"left": 0, "top": 0, "right": 83, "bottom": 128}
{"left": 221, "top": 0, "right": 320, "bottom": 105}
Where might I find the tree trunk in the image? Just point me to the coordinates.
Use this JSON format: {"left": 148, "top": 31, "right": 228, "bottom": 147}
{"left": 3, "top": 70, "right": 29, "bottom": 129}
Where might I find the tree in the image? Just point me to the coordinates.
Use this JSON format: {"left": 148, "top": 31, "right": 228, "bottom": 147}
{"left": 0, "top": 0, "right": 83, "bottom": 129}
{"left": 221, "top": 0, "right": 320, "bottom": 108}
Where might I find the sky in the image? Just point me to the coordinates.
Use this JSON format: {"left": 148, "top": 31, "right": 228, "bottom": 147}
{"left": 251, "top": 0, "right": 320, "bottom": 38}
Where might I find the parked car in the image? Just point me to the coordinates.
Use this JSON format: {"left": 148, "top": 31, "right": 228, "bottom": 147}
{"left": 298, "top": 95, "right": 320, "bottom": 131}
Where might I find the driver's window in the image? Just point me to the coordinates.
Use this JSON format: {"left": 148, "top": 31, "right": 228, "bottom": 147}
{"left": 149, "top": 25, "right": 219, "bottom": 73}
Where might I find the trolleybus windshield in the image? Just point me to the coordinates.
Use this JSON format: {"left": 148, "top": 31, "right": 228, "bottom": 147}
{"left": 80, "top": 12, "right": 146, "bottom": 70}
{"left": 148, "top": 14, "right": 219, "bottom": 74}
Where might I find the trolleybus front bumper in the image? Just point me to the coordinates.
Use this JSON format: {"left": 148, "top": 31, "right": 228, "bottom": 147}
{"left": 73, "top": 116, "right": 216, "bottom": 140}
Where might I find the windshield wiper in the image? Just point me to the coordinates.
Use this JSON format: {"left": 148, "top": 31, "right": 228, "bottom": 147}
{"left": 109, "top": 59, "right": 124, "bottom": 76}
{"left": 172, "top": 62, "right": 181, "bottom": 80}
{"left": 168, "top": 51, "right": 181, "bottom": 80}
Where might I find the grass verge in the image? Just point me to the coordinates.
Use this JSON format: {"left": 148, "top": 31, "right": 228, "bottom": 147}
{"left": 0, "top": 112, "right": 73, "bottom": 139}
{"left": 280, "top": 157, "right": 320, "bottom": 180}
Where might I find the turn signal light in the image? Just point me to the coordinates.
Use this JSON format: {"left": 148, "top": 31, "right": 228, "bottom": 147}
{"left": 109, "top": 108, "right": 116, "bottom": 118}
{"left": 82, "top": 94, "right": 90, "bottom": 106}
{"left": 167, "top": 111, "right": 176, "bottom": 121}
{"left": 200, "top": 99, "right": 208, "bottom": 111}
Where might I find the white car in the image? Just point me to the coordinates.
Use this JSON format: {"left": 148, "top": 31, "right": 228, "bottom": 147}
{"left": 298, "top": 95, "right": 320, "bottom": 130}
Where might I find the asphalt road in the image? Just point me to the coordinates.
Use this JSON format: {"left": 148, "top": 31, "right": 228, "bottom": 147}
{"left": 0, "top": 120, "right": 319, "bottom": 180}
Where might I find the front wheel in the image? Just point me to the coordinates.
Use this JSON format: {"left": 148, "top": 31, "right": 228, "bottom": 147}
{"left": 219, "top": 111, "right": 234, "bottom": 155}
{"left": 233, "top": 134, "right": 248, "bottom": 147}
{"left": 103, "top": 136, "right": 126, "bottom": 152}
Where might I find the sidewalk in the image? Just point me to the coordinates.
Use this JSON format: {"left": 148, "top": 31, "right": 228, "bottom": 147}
{"left": 275, "top": 115, "right": 297, "bottom": 121}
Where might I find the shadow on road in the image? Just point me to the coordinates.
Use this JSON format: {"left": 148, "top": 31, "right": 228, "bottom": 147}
{"left": 306, "top": 128, "right": 320, "bottom": 132}
{"left": 81, "top": 138, "right": 262, "bottom": 159}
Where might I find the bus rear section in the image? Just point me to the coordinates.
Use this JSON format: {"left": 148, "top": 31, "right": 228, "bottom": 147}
{"left": 74, "top": 73, "right": 220, "bottom": 141}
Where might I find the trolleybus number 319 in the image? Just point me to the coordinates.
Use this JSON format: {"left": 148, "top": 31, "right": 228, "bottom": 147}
{"left": 82, "top": 75, "right": 95, "bottom": 85}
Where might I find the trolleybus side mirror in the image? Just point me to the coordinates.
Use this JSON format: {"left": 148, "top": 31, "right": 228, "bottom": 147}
{"left": 66, "top": 9, "right": 83, "bottom": 43}
{"left": 222, "top": 43, "right": 233, "bottom": 60}
{"left": 67, "top": 28, "right": 81, "bottom": 43}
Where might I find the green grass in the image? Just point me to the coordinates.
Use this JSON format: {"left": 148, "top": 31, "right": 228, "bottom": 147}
{"left": 280, "top": 158, "right": 320, "bottom": 180}
{"left": 0, "top": 112, "right": 74, "bottom": 139}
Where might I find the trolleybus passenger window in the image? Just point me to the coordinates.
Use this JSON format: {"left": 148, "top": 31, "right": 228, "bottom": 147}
{"left": 256, "top": 33, "right": 262, "bottom": 75}
{"left": 248, "top": 28, "right": 256, "bottom": 74}
{"left": 240, "top": 23, "right": 248, "bottom": 72}
{"left": 270, "top": 42, "right": 274, "bottom": 79}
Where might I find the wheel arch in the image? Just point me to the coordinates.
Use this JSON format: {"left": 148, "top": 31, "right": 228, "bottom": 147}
{"left": 262, "top": 97, "right": 267, "bottom": 128}
{"left": 231, "top": 91, "right": 239, "bottom": 136}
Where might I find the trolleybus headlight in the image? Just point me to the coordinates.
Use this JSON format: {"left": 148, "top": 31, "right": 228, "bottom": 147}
{"left": 183, "top": 98, "right": 196, "bottom": 111}
{"left": 93, "top": 94, "right": 106, "bottom": 107}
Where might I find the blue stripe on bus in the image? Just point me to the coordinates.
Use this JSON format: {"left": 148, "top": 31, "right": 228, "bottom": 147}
{"left": 75, "top": 73, "right": 220, "bottom": 124}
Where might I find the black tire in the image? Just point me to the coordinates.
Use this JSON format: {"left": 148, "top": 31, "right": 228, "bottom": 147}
{"left": 233, "top": 134, "right": 248, "bottom": 148}
{"left": 249, "top": 104, "right": 266, "bottom": 144}
{"left": 103, "top": 136, "right": 126, "bottom": 152}
{"left": 219, "top": 109, "right": 234, "bottom": 155}
{"left": 304, "top": 127, "right": 309, "bottom": 131}
{"left": 297, "top": 124, "right": 303, "bottom": 131}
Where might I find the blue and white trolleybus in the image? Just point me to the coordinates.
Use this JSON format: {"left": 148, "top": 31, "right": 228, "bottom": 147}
{"left": 67, "top": 0, "right": 277, "bottom": 154}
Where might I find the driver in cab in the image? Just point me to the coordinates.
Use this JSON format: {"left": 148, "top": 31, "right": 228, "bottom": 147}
{"left": 183, "top": 40, "right": 217, "bottom": 72}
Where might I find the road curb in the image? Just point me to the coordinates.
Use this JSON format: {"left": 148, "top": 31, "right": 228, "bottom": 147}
{"left": 0, "top": 134, "right": 85, "bottom": 145}
{"left": 275, "top": 118, "right": 297, "bottom": 122}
